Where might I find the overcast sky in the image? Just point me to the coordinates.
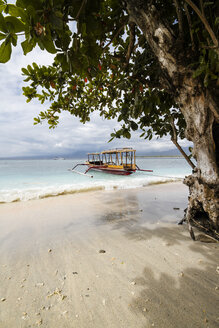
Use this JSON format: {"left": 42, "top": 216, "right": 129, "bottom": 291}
{"left": 0, "top": 40, "right": 192, "bottom": 159}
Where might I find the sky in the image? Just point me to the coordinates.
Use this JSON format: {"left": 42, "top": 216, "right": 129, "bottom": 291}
{"left": 0, "top": 39, "right": 192, "bottom": 159}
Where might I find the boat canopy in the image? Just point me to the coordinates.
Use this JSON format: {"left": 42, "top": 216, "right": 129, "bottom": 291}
{"left": 87, "top": 152, "right": 101, "bottom": 155}
{"left": 87, "top": 152, "right": 103, "bottom": 165}
{"left": 87, "top": 148, "right": 136, "bottom": 168}
{"left": 101, "top": 148, "right": 135, "bottom": 154}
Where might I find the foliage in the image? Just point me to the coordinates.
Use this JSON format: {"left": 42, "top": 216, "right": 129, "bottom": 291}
{"left": 0, "top": 0, "right": 218, "bottom": 143}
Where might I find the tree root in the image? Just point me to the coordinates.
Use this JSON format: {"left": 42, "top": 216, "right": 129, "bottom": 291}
{"left": 183, "top": 173, "right": 219, "bottom": 241}
{"left": 179, "top": 207, "right": 219, "bottom": 242}
{"left": 178, "top": 217, "right": 186, "bottom": 225}
{"left": 189, "top": 217, "right": 219, "bottom": 242}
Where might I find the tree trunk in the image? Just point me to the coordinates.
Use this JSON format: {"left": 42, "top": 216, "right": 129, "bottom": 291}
{"left": 178, "top": 80, "right": 219, "bottom": 232}
{"left": 125, "top": 0, "right": 219, "bottom": 233}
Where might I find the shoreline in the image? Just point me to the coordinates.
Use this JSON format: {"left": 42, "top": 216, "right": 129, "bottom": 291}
{"left": 0, "top": 179, "right": 184, "bottom": 204}
{"left": 0, "top": 182, "right": 218, "bottom": 327}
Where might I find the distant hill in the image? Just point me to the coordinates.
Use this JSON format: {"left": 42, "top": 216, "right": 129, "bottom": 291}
{"left": 0, "top": 147, "right": 191, "bottom": 160}
{"left": 136, "top": 147, "right": 191, "bottom": 157}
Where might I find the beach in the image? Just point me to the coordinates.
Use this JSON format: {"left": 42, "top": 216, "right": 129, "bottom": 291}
{"left": 0, "top": 182, "right": 218, "bottom": 328}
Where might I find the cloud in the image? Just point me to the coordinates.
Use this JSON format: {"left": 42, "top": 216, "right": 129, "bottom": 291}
{"left": 0, "top": 42, "right": 192, "bottom": 158}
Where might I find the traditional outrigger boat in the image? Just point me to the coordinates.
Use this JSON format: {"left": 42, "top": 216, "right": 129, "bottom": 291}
{"left": 70, "top": 148, "right": 153, "bottom": 177}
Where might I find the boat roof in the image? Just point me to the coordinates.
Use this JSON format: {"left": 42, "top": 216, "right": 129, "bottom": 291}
{"left": 87, "top": 148, "right": 136, "bottom": 155}
{"left": 87, "top": 152, "right": 101, "bottom": 155}
{"left": 101, "top": 148, "right": 136, "bottom": 154}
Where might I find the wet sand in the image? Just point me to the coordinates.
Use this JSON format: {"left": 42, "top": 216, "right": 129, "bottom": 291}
{"left": 0, "top": 182, "right": 218, "bottom": 328}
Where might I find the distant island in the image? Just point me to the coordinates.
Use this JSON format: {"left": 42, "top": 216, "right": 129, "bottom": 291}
{"left": 0, "top": 146, "right": 191, "bottom": 160}
{"left": 136, "top": 155, "right": 184, "bottom": 158}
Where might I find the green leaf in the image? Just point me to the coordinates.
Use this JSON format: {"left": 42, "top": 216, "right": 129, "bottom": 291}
{"left": 0, "top": 13, "right": 7, "bottom": 33}
{"left": 27, "top": 64, "right": 33, "bottom": 72}
{"left": 32, "top": 62, "right": 39, "bottom": 70}
{"left": 0, "top": 4, "right": 6, "bottom": 13}
{"left": 11, "top": 33, "right": 17, "bottom": 46}
{"left": 130, "top": 121, "right": 138, "bottom": 131}
{"left": 123, "top": 129, "right": 131, "bottom": 139}
{"left": 209, "top": 72, "right": 218, "bottom": 80}
{"left": 60, "top": 31, "right": 71, "bottom": 51}
{"left": 0, "top": 40, "right": 11, "bottom": 62}
{"left": 21, "top": 38, "right": 35, "bottom": 55}
{"left": 4, "top": 16, "right": 25, "bottom": 33}
{"left": 0, "top": 31, "right": 6, "bottom": 40}
{"left": 192, "top": 64, "right": 206, "bottom": 78}
{"left": 23, "top": 76, "right": 31, "bottom": 82}
{"left": 26, "top": 5, "right": 36, "bottom": 18}
{"left": 41, "top": 36, "right": 56, "bottom": 54}
{"left": 203, "top": 2, "right": 214, "bottom": 7}
{"left": 50, "top": 11, "right": 63, "bottom": 30}
{"left": 16, "top": 0, "right": 26, "bottom": 8}
{"left": 81, "top": 23, "right": 87, "bottom": 36}
{"left": 21, "top": 67, "right": 29, "bottom": 74}
{"left": 6, "top": 4, "right": 27, "bottom": 20}
{"left": 18, "top": 0, "right": 42, "bottom": 10}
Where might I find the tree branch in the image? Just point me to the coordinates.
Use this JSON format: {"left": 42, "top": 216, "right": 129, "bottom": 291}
{"left": 185, "top": 0, "right": 219, "bottom": 51}
{"left": 199, "top": 0, "right": 205, "bottom": 18}
{"left": 102, "top": 19, "right": 128, "bottom": 52}
{"left": 173, "top": 0, "right": 183, "bottom": 39}
{"left": 170, "top": 116, "right": 196, "bottom": 169}
{"left": 125, "top": 22, "right": 136, "bottom": 64}
{"left": 75, "top": 0, "right": 87, "bottom": 20}
{"left": 128, "top": 74, "right": 162, "bottom": 89}
{"left": 184, "top": 3, "right": 195, "bottom": 51}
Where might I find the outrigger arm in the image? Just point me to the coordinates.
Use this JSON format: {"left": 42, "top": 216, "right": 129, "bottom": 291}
{"left": 68, "top": 164, "right": 93, "bottom": 178}
{"left": 135, "top": 164, "right": 153, "bottom": 172}
{"left": 84, "top": 166, "right": 94, "bottom": 174}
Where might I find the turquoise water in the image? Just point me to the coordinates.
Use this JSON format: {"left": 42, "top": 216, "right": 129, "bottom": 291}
{"left": 0, "top": 157, "right": 192, "bottom": 203}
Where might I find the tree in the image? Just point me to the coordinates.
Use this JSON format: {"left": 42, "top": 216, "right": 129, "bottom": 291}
{"left": 0, "top": 0, "right": 218, "bottom": 236}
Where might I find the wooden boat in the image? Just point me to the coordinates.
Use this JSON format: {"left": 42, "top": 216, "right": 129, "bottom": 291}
{"left": 70, "top": 148, "right": 153, "bottom": 177}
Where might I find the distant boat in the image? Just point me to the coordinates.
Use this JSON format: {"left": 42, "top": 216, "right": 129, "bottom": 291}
{"left": 70, "top": 148, "right": 153, "bottom": 177}
{"left": 53, "top": 157, "right": 65, "bottom": 160}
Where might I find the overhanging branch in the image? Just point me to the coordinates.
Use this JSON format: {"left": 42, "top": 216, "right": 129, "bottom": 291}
{"left": 128, "top": 74, "right": 162, "bottom": 89}
{"left": 199, "top": 0, "right": 205, "bottom": 18}
{"left": 75, "top": 0, "right": 87, "bottom": 20}
{"left": 173, "top": 0, "right": 183, "bottom": 39}
{"left": 184, "top": 0, "right": 219, "bottom": 52}
{"left": 125, "top": 22, "right": 136, "bottom": 64}
{"left": 102, "top": 18, "right": 128, "bottom": 53}
{"left": 184, "top": 3, "right": 195, "bottom": 51}
{"left": 170, "top": 116, "right": 196, "bottom": 169}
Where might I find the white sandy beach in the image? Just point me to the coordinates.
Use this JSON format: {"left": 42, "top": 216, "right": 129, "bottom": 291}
{"left": 0, "top": 182, "right": 218, "bottom": 328}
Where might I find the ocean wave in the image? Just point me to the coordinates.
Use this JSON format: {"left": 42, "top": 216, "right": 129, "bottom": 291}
{"left": 0, "top": 176, "right": 182, "bottom": 203}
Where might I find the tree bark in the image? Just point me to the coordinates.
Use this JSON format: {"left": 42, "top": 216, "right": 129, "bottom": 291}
{"left": 125, "top": 0, "right": 219, "bottom": 232}
{"left": 179, "top": 82, "right": 219, "bottom": 232}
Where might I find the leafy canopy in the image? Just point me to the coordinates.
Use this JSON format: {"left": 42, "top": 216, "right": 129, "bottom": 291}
{"left": 0, "top": 0, "right": 218, "bottom": 143}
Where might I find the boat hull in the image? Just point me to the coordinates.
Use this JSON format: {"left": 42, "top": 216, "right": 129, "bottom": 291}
{"left": 87, "top": 165, "right": 134, "bottom": 175}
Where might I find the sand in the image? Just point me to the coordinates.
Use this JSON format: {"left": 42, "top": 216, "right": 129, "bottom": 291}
{"left": 0, "top": 182, "right": 218, "bottom": 328}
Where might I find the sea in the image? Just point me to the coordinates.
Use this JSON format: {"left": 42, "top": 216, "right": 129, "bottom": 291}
{"left": 0, "top": 157, "right": 192, "bottom": 203}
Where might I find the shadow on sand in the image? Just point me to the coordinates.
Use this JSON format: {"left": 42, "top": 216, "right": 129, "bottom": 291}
{"left": 129, "top": 244, "right": 219, "bottom": 328}
{"left": 97, "top": 200, "right": 219, "bottom": 328}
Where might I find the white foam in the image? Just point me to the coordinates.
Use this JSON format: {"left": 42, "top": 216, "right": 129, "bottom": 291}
{"left": 0, "top": 175, "right": 180, "bottom": 203}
